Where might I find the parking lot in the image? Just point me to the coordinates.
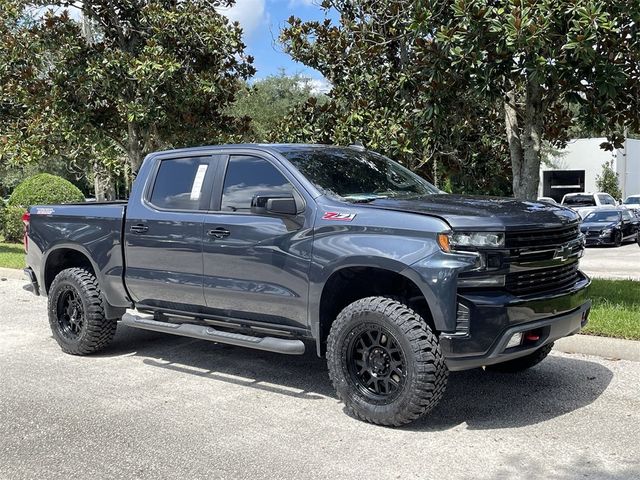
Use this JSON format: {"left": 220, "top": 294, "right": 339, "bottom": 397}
{"left": 0, "top": 278, "right": 639, "bottom": 479}
{"left": 580, "top": 242, "right": 640, "bottom": 280}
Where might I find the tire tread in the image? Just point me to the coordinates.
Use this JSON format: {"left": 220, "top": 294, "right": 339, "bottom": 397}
{"left": 326, "top": 296, "right": 448, "bottom": 427}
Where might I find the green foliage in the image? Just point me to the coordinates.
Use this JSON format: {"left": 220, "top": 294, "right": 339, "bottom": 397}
{"left": 274, "top": 0, "right": 512, "bottom": 194}
{"left": 229, "top": 72, "right": 323, "bottom": 142}
{"left": 595, "top": 161, "right": 622, "bottom": 200}
{"left": 2, "top": 206, "right": 27, "bottom": 243}
{"left": 3, "top": 173, "right": 84, "bottom": 241}
{"left": 8, "top": 173, "right": 84, "bottom": 208}
{"left": 413, "top": 0, "right": 640, "bottom": 198}
{"left": 0, "top": 0, "right": 255, "bottom": 195}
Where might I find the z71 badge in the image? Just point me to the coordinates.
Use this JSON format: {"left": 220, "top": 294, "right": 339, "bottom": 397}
{"left": 322, "top": 212, "right": 356, "bottom": 221}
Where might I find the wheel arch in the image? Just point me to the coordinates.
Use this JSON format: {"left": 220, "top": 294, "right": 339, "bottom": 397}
{"left": 43, "top": 245, "right": 99, "bottom": 295}
{"left": 42, "top": 245, "right": 126, "bottom": 320}
{"left": 312, "top": 261, "right": 439, "bottom": 357}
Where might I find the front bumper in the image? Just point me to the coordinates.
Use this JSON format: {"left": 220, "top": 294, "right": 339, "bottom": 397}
{"left": 584, "top": 235, "right": 614, "bottom": 246}
{"left": 440, "top": 272, "right": 591, "bottom": 371}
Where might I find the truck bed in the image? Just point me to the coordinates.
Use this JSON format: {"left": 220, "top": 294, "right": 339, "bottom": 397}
{"left": 26, "top": 202, "right": 130, "bottom": 310}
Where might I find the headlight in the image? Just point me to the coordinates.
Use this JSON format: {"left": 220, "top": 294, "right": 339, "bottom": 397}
{"left": 449, "top": 231, "right": 505, "bottom": 249}
{"left": 600, "top": 228, "right": 612, "bottom": 236}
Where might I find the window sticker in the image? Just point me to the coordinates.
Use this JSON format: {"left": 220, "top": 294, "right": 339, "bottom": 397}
{"left": 189, "top": 164, "right": 208, "bottom": 200}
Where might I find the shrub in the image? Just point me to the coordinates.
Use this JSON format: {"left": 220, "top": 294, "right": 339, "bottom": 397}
{"left": 7, "top": 173, "right": 84, "bottom": 207}
{"left": 2, "top": 174, "right": 84, "bottom": 242}
{"left": 2, "top": 206, "right": 27, "bottom": 243}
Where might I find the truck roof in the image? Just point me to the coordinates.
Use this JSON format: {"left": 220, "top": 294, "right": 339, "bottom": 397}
{"left": 147, "top": 143, "right": 351, "bottom": 158}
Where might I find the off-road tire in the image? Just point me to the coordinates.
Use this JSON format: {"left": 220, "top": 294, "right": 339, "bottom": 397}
{"left": 326, "top": 297, "right": 448, "bottom": 427}
{"left": 487, "top": 343, "right": 554, "bottom": 373}
{"left": 48, "top": 268, "right": 117, "bottom": 355}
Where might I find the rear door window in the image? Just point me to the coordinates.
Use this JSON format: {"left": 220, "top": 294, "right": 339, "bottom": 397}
{"left": 150, "top": 157, "right": 211, "bottom": 210}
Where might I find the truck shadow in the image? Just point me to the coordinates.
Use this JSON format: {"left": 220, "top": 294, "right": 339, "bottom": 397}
{"left": 101, "top": 325, "right": 614, "bottom": 431}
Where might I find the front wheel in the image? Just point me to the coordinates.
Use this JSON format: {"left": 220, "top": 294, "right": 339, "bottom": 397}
{"left": 326, "top": 297, "right": 448, "bottom": 427}
{"left": 48, "top": 268, "right": 117, "bottom": 355}
{"left": 614, "top": 231, "right": 622, "bottom": 247}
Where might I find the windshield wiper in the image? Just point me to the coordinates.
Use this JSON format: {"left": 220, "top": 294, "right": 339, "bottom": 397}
{"left": 344, "top": 195, "right": 388, "bottom": 203}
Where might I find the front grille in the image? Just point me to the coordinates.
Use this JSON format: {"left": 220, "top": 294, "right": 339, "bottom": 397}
{"left": 506, "top": 224, "right": 581, "bottom": 249}
{"left": 505, "top": 262, "right": 580, "bottom": 296}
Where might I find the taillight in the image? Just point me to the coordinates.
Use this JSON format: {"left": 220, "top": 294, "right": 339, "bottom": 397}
{"left": 22, "top": 211, "right": 30, "bottom": 252}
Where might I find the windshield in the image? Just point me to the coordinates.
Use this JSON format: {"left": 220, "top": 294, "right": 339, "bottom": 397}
{"left": 624, "top": 196, "right": 640, "bottom": 204}
{"left": 584, "top": 211, "right": 621, "bottom": 223}
{"left": 280, "top": 148, "right": 440, "bottom": 201}
{"left": 563, "top": 195, "right": 595, "bottom": 206}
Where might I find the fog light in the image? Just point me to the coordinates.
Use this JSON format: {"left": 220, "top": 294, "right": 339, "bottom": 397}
{"left": 505, "top": 333, "right": 523, "bottom": 349}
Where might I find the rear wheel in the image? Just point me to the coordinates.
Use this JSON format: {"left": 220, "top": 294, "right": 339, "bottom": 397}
{"left": 326, "top": 297, "right": 448, "bottom": 427}
{"left": 486, "top": 343, "right": 554, "bottom": 373}
{"left": 48, "top": 268, "right": 117, "bottom": 355}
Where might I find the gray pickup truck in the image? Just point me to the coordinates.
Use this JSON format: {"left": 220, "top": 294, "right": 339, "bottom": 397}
{"left": 24, "top": 144, "right": 591, "bottom": 426}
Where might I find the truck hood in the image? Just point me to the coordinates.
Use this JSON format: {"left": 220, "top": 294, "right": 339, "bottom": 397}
{"left": 360, "top": 194, "right": 580, "bottom": 230}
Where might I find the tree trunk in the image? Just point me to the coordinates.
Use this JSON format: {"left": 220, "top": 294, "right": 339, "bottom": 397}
{"left": 504, "top": 82, "right": 543, "bottom": 200}
{"left": 93, "top": 160, "right": 116, "bottom": 201}
{"left": 127, "top": 121, "right": 144, "bottom": 178}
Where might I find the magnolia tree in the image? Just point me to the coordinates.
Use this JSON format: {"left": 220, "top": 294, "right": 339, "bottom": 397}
{"left": 1, "top": 0, "right": 255, "bottom": 199}
{"left": 276, "top": 0, "right": 512, "bottom": 194}
{"left": 415, "top": 0, "right": 640, "bottom": 199}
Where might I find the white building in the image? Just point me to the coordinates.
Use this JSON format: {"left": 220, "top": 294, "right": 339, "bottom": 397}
{"left": 539, "top": 137, "right": 640, "bottom": 202}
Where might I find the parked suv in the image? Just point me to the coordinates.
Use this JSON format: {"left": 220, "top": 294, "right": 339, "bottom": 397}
{"left": 623, "top": 195, "right": 640, "bottom": 214}
{"left": 23, "top": 144, "right": 591, "bottom": 426}
{"left": 561, "top": 192, "right": 618, "bottom": 218}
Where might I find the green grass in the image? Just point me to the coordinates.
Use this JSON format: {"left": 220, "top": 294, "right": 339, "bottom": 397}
{"left": 0, "top": 239, "right": 25, "bottom": 270}
{"left": 583, "top": 279, "right": 640, "bottom": 340}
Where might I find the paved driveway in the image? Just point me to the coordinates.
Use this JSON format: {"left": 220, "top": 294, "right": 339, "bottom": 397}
{"left": 580, "top": 242, "right": 640, "bottom": 280}
{"left": 0, "top": 278, "right": 639, "bottom": 480}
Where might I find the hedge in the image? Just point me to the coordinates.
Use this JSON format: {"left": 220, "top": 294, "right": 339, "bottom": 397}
{"left": 2, "top": 174, "right": 84, "bottom": 242}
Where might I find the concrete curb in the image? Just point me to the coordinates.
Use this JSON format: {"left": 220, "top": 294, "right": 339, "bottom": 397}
{"left": 582, "top": 271, "right": 640, "bottom": 281}
{"left": 555, "top": 334, "right": 640, "bottom": 362}
{"left": 0, "top": 267, "right": 25, "bottom": 281}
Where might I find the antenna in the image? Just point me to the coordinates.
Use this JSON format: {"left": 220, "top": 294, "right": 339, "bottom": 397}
{"left": 349, "top": 140, "right": 366, "bottom": 151}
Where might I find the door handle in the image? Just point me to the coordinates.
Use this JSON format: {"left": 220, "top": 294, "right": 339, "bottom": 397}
{"left": 207, "top": 227, "right": 231, "bottom": 239}
{"left": 130, "top": 224, "right": 149, "bottom": 234}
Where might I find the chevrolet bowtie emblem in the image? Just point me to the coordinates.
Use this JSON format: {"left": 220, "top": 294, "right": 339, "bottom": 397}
{"left": 554, "top": 244, "right": 573, "bottom": 262}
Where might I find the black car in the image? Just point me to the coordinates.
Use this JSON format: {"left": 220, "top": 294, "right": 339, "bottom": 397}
{"left": 580, "top": 208, "right": 640, "bottom": 246}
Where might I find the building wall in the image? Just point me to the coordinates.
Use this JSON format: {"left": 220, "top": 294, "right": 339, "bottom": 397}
{"left": 619, "top": 139, "right": 640, "bottom": 198}
{"left": 540, "top": 137, "right": 640, "bottom": 200}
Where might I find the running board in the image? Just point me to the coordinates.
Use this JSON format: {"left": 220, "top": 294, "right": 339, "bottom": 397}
{"left": 121, "top": 311, "right": 305, "bottom": 355}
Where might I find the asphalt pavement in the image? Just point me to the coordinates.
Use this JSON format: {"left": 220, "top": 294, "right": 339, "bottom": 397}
{"left": 0, "top": 277, "right": 639, "bottom": 480}
{"left": 580, "top": 242, "right": 640, "bottom": 280}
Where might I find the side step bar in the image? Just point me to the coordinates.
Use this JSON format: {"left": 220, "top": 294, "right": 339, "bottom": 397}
{"left": 121, "top": 311, "right": 305, "bottom": 355}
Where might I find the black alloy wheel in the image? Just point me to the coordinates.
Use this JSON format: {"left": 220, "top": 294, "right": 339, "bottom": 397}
{"left": 56, "top": 286, "right": 85, "bottom": 339}
{"left": 48, "top": 268, "right": 117, "bottom": 355}
{"left": 347, "top": 325, "right": 407, "bottom": 402}
{"left": 326, "top": 297, "right": 448, "bottom": 426}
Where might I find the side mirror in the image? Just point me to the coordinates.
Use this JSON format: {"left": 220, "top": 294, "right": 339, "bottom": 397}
{"left": 252, "top": 193, "right": 297, "bottom": 216}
